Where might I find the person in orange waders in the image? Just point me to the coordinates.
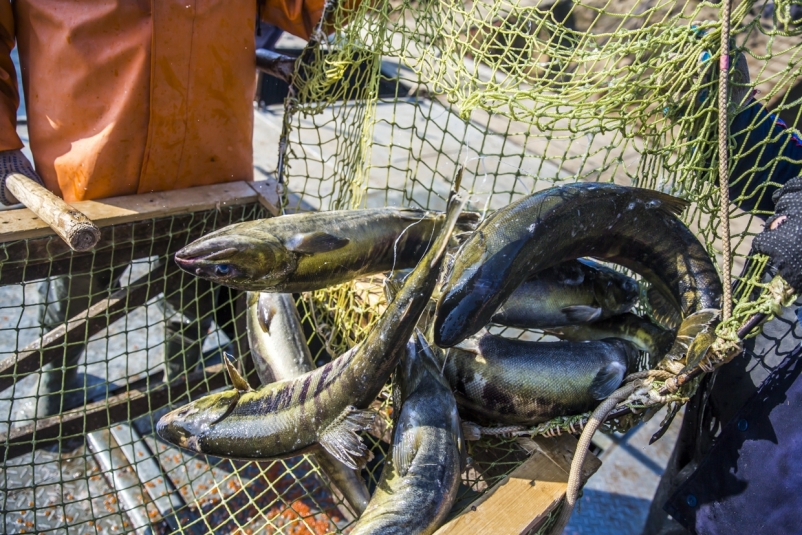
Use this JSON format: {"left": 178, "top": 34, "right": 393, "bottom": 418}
{"left": 0, "top": 1, "right": 328, "bottom": 418}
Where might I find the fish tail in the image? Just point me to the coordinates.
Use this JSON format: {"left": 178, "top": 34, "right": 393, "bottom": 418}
{"left": 430, "top": 191, "right": 466, "bottom": 269}
{"left": 660, "top": 308, "right": 720, "bottom": 369}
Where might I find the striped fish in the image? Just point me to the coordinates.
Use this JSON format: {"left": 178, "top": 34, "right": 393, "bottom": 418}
{"left": 156, "top": 192, "right": 465, "bottom": 468}
{"left": 349, "top": 332, "right": 464, "bottom": 535}
{"left": 245, "top": 291, "right": 370, "bottom": 514}
{"left": 434, "top": 183, "right": 722, "bottom": 361}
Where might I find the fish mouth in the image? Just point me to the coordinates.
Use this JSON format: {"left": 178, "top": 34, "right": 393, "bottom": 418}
{"left": 175, "top": 246, "right": 238, "bottom": 265}
{"left": 156, "top": 390, "right": 242, "bottom": 452}
{"left": 174, "top": 246, "right": 240, "bottom": 278}
{"left": 156, "top": 408, "right": 200, "bottom": 451}
{"left": 435, "top": 291, "right": 488, "bottom": 347}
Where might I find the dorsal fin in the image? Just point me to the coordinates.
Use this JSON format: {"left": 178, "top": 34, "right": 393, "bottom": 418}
{"left": 632, "top": 188, "right": 690, "bottom": 217}
{"left": 224, "top": 353, "right": 253, "bottom": 392}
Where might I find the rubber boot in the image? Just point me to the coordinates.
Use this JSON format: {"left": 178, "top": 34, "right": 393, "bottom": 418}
{"left": 32, "top": 269, "right": 121, "bottom": 418}
{"left": 161, "top": 272, "right": 217, "bottom": 381}
{"left": 34, "top": 351, "right": 84, "bottom": 419}
{"left": 163, "top": 322, "right": 204, "bottom": 381}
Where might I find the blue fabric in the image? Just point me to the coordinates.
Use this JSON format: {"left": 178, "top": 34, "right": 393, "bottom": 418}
{"left": 256, "top": 21, "right": 284, "bottom": 52}
{"left": 648, "top": 93, "right": 802, "bottom": 535}
{"left": 664, "top": 344, "right": 802, "bottom": 535}
{"left": 728, "top": 102, "right": 802, "bottom": 216}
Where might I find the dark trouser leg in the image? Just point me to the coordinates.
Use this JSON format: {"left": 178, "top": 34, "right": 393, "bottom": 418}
{"left": 643, "top": 284, "right": 802, "bottom": 534}
{"left": 212, "top": 286, "right": 243, "bottom": 351}
{"left": 161, "top": 271, "right": 217, "bottom": 381}
{"left": 642, "top": 384, "right": 710, "bottom": 535}
{"left": 34, "top": 267, "right": 123, "bottom": 418}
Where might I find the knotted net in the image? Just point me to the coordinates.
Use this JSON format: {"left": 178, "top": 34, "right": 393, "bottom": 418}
{"left": 2, "top": 0, "right": 801, "bottom": 532}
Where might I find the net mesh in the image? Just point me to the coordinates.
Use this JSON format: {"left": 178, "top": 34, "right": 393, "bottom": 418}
{"left": 2, "top": 0, "right": 802, "bottom": 532}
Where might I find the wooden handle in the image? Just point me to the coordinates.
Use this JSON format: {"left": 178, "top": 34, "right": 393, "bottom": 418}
{"left": 5, "top": 172, "right": 100, "bottom": 251}
{"left": 255, "top": 49, "right": 296, "bottom": 83}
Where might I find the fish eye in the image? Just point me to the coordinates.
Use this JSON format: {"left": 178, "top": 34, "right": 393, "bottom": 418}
{"left": 215, "top": 264, "right": 232, "bottom": 277}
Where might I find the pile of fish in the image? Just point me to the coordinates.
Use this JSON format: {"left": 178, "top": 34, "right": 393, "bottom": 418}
{"left": 158, "top": 182, "right": 721, "bottom": 534}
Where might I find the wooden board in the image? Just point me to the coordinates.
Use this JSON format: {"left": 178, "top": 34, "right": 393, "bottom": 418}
{"left": 0, "top": 362, "right": 229, "bottom": 461}
{"left": 0, "top": 203, "right": 257, "bottom": 285}
{"left": 436, "top": 434, "right": 601, "bottom": 535}
{"left": 247, "top": 179, "right": 282, "bottom": 216}
{"left": 0, "top": 181, "right": 258, "bottom": 243}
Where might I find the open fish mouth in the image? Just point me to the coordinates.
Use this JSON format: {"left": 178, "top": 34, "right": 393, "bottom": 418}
{"left": 175, "top": 245, "right": 238, "bottom": 264}
{"left": 174, "top": 246, "right": 240, "bottom": 277}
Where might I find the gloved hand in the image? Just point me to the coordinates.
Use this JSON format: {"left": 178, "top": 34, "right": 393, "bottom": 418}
{"left": 0, "top": 149, "right": 44, "bottom": 206}
{"left": 752, "top": 176, "right": 802, "bottom": 291}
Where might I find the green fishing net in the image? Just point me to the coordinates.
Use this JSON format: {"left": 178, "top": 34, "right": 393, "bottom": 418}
{"left": 1, "top": 0, "right": 801, "bottom": 532}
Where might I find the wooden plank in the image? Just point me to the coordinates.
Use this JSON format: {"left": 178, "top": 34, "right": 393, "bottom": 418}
{"left": 0, "top": 363, "right": 228, "bottom": 461}
{"left": 0, "top": 181, "right": 258, "bottom": 243}
{"left": 247, "top": 179, "right": 281, "bottom": 216}
{"left": 0, "top": 263, "right": 171, "bottom": 391}
{"left": 436, "top": 435, "right": 600, "bottom": 535}
{"left": 518, "top": 434, "right": 602, "bottom": 483}
{"left": 0, "top": 203, "right": 256, "bottom": 286}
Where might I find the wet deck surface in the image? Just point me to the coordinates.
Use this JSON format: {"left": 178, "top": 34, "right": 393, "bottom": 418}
{"left": 565, "top": 408, "right": 683, "bottom": 535}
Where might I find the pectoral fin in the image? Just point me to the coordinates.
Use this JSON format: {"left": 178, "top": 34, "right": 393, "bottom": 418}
{"left": 680, "top": 330, "right": 716, "bottom": 372}
{"left": 453, "top": 231, "right": 474, "bottom": 246}
{"left": 319, "top": 406, "right": 375, "bottom": 470}
{"left": 589, "top": 361, "right": 626, "bottom": 400}
{"left": 284, "top": 232, "right": 350, "bottom": 254}
{"left": 632, "top": 189, "right": 690, "bottom": 217}
{"left": 562, "top": 305, "right": 603, "bottom": 323}
{"left": 256, "top": 294, "right": 277, "bottom": 333}
{"left": 392, "top": 417, "right": 420, "bottom": 478}
{"left": 455, "top": 211, "right": 481, "bottom": 232}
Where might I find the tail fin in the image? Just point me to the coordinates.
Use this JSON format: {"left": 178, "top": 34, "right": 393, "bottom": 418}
{"left": 660, "top": 308, "right": 720, "bottom": 369}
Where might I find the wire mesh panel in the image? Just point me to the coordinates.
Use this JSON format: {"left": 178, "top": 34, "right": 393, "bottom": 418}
{"left": 2, "top": 0, "right": 802, "bottom": 533}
